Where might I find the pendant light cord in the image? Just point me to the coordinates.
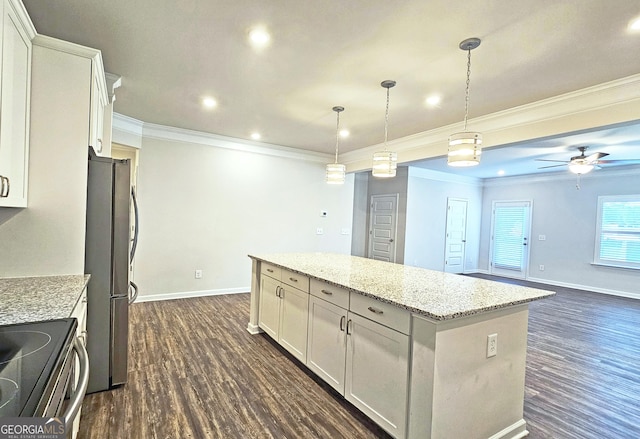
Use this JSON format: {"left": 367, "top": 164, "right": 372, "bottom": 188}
{"left": 463, "top": 47, "right": 472, "bottom": 132}
{"left": 384, "top": 86, "right": 390, "bottom": 148}
{"left": 334, "top": 110, "right": 340, "bottom": 164}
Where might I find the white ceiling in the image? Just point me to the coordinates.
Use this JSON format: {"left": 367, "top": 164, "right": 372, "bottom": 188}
{"left": 22, "top": 0, "right": 640, "bottom": 177}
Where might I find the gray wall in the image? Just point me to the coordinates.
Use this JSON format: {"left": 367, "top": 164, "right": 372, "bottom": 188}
{"left": 134, "top": 135, "right": 355, "bottom": 299}
{"left": 405, "top": 168, "right": 482, "bottom": 271}
{"left": 480, "top": 167, "right": 640, "bottom": 297}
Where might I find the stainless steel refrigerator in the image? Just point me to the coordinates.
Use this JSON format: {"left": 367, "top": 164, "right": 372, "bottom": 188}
{"left": 84, "top": 149, "right": 137, "bottom": 393}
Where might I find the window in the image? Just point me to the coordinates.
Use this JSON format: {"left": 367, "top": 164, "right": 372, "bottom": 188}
{"left": 594, "top": 195, "right": 640, "bottom": 269}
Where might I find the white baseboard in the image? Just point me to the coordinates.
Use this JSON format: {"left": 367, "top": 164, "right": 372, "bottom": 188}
{"left": 488, "top": 419, "right": 528, "bottom": 439}
{"left": 464, "top": 269, "right": 638, "bottom": 300}
{"left": 134, "top": 287, "right": 249, "bottom": 303}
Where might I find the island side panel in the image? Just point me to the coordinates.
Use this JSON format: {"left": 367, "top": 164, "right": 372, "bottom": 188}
{"left": 247, "top": 258, "right": 263, "bottom": 334}
{"left": 409, "top": 305, "right": 529, "bottom": 439}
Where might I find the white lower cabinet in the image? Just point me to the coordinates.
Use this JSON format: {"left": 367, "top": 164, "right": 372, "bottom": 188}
{"left": 258, "top": 272, "right": 309, "bottom": 363}
{"left": 345, "top": 312, "right": 409, "bottom": 439}
{"left": 306, "top": 296, "right": 348, "bottom": 393}
{"left": 306, "top": 284, "right": 410, "bottom": 439}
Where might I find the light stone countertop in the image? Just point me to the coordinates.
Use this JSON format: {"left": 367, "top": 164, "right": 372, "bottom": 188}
{"left": 0, "top": 274, "right": 90, "bottom": 325}
{"left": 249, "top": 253, "right": 555, "bottom": 321}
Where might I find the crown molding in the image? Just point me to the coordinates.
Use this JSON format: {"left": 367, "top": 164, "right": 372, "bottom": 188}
{"left": 113, "top": 113, "right": 333, "bottom": 163}
{"left": 342, "top": 74, "right": 640, "bottom": 172}
{"left": 482, "top": 164, "right": 640, "bottom": 187}
{"left": 9, "top": 0, "right": 36, "bottom": 39}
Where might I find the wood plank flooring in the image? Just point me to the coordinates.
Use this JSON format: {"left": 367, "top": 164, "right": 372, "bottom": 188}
{"left": 79, "top": 280, "right": 640, "bottom": 439}
{"left": 78, "top": 293, "right": 390, "bottom": 439}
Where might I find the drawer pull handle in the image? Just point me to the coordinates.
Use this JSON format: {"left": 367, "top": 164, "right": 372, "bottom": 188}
{"left": 321, "top": 289, "right": 333, "bottom": 296}
{"left": 368, "top": 306, "right": 384, "bottom": 315}
{"left": 289, "top": 277, "right": 298, "bottom": 282}
{"left": 339, "top": 316, "right": 345, "bottom": 331}
{"left": 266, "top": 268, "right": 274, "bottom": 273}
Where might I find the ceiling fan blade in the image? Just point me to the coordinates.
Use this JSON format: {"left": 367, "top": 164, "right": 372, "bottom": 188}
{"left": 538, "top": 164, "right": 567, "bottom": 169}
{"left": 595, "top": 159, "right": 640, "bottom": 165}
{"left": 535, "top": 159, "right": 569, "bottom": 163}
{"left": 586, "top": 152, "right": 609, "bottom": 162}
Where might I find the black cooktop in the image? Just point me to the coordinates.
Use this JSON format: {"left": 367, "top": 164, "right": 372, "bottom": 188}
{"left": 0, "top": 318, "right": 76, "bottom": 417}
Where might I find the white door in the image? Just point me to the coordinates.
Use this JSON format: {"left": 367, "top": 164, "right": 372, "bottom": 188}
{"left": 490, "top": 201, "right": 532, "bottom": 279}
{"left": 444, "top": 198, "right": 468, "bottom": 273}
{"left": 368, "top": 194, "right": 398, "bottom": 262}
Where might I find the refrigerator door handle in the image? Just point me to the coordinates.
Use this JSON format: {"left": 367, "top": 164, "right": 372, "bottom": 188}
{"left": 130, "top": 187, "right": 139, "bottom": 262}
{"left": 129, "top": 281, "right": 138, "bottom": 304}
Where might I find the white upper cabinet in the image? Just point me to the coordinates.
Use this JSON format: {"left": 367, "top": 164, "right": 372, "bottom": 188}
{"left": 89, "top": 62, "right": 107, "bottom": 155}
{"left": 0, "top": 0, "right": 35, "bottom": 207}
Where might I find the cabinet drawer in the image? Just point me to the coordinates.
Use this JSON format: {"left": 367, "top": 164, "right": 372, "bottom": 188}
{"left": 350, "top": 292, "right": 410, "bottom": 335}
{"left": 281, "top": 269, "right": 310, "bottom": 292}
{"left": 310, "top": 278, "right": 349, "bottom": 309}
{"left": 261, "top": 262, "right": 281, "bottom": 280}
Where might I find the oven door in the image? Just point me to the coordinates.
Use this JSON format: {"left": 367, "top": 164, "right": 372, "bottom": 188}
{"left": 41, "top": 337, "right": 89, "bottom": 437}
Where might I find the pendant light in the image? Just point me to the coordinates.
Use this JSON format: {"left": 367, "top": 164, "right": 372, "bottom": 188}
{"left": 448, "top": 38, "right": 482, "bottom": 167}
{"left": 326, "top": 106, "right": 346, "bottom": 184}
{"left": 372, "top": 80, "right": 397, "bottom": 178}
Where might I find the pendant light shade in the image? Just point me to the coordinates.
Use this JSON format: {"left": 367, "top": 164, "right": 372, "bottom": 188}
{"left": 372, "top": 80, "right": 397, "bottom": 178}
{"left": 449, "top": 38, "right": 482, "bottom": 167}
{"left": 326, "top": 106, "right": 346, "bottom": 184}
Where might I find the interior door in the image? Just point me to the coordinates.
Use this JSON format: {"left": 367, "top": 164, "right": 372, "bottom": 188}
{"left": 367, "top": 194, "right": 398, "bottom": 262}
{"left": 444, "top": 198, "right": 468, "bottom": 273}
{"left": 490, "top": 201, "right": 532, "bottom": 279}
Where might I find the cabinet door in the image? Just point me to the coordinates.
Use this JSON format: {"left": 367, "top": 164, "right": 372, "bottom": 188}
{"left": 258, "top": 276, "right": 281, "bottom": 340}
{"left": 307, "top": 296, "right": 347, "bottom": 393}
{"left": 89, "top": 64, "right": 106, "bottom": 155}
{"left": 0, "top": 0, "right": 31, "bottom": 207}
{"left": 278, "top": 285, "right": 309, "bottom": 363}
{"left": 345, "top": 312, "right": 410, "bottom": 439}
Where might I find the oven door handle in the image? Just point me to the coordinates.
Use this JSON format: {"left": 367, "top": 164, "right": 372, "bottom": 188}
{"left": 64, "top": 337, "right": 90, "bottom": 432}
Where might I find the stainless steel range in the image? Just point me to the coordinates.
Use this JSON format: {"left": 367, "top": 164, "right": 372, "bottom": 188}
{"left": 0, "top": 319, "right": 88, "bottom": 432}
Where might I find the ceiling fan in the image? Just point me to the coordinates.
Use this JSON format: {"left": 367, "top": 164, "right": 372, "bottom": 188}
{"left": 536, "top": 146, "right": 640, "bottom": 175}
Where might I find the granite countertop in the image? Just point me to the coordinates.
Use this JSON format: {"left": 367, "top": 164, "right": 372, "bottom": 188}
{"left": 0, "top": 274, "right": 90, "bottom": 325}
{"left": 249, "top": 253, "right": 555, "bottom": 321}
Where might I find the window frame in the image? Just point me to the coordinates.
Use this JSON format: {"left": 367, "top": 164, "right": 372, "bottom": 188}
{"left": 593, "top": 194, "right": 640, "bottom": 270}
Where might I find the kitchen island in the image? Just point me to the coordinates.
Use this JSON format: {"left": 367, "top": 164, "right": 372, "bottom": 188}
{"left": 247, "top": 253, "right": 554, "bottom": 439}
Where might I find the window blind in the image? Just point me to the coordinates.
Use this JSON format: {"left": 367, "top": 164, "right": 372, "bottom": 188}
{"left": 493, "top": 206, "right": 527, "bottom": 271}
{"left": 596, "top": 197, "right": 640, "bottom": 268}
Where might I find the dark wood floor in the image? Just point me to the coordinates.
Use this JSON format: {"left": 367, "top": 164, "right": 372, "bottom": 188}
{"left": 79, "top": 279, "right": 640, "bottom": 439}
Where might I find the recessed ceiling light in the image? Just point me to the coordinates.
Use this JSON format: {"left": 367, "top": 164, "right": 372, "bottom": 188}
{"left": 339, "top": 129, "right": 350, "bottom": 138}
{"left": 497, "top": 170, "right": 506, "bottom": 176}
{"left": 202, "top": 97, "right": 217, "bottom": 109}
{"left": 251, "top": 132, "right": 261, "bottom": 140}
{"left": 425, "top": 95, "right": 441, "bottom": 107}
{"left": 249, "top": 27, "right": 271, "bottom": 48}
{"left": 629, "top": 16, "right": 640, "bottom": 32}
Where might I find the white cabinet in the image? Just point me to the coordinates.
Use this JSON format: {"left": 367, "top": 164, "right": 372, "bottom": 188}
{"left": 306, "top": 278, "right": 410, "bottom": 439}
{"left": 307, "top": 295, "right": 348, "bottom": 393}
{"left": 258, "top": 268, "right": 310, "bottom": 363}
{"left": 89, "top": 66, "right": 107, "bottom": 155}
{"left": 0, "top": 0, "right": 34, "bottom": 207}
{"left": 345, "top": 312, "right": 409, "bottom": 439}
{"left": 69, "top": 287, "right": 88, "bottom": 439}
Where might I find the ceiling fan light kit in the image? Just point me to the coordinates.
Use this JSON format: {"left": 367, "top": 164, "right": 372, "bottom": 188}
{"left": 448, "top": 37, "right": 482, "bottom": 168}
{"left": 326, "top": 106, "right": 346, "bottom": 184}
{"left": 372, "top": 80, "right": 398, "bottom": 178}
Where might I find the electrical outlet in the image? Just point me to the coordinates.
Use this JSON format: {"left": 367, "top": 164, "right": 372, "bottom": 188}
{"left": 538, "top": 234, "right": 546, "bottom": 241}
{"left": 316, "top": 227, "right": 324, "bottom": 235}
{"left": 195, "top": 269, "right": 203, "bottom": 279}
{"left": 341, "top": 228, "right": 350, "bottom": 235}
{"left": 487, "top": 333, "right": 498, "bottom": 358}
{"left": 539, "top": 264, "right": 545, "bottom": 271}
